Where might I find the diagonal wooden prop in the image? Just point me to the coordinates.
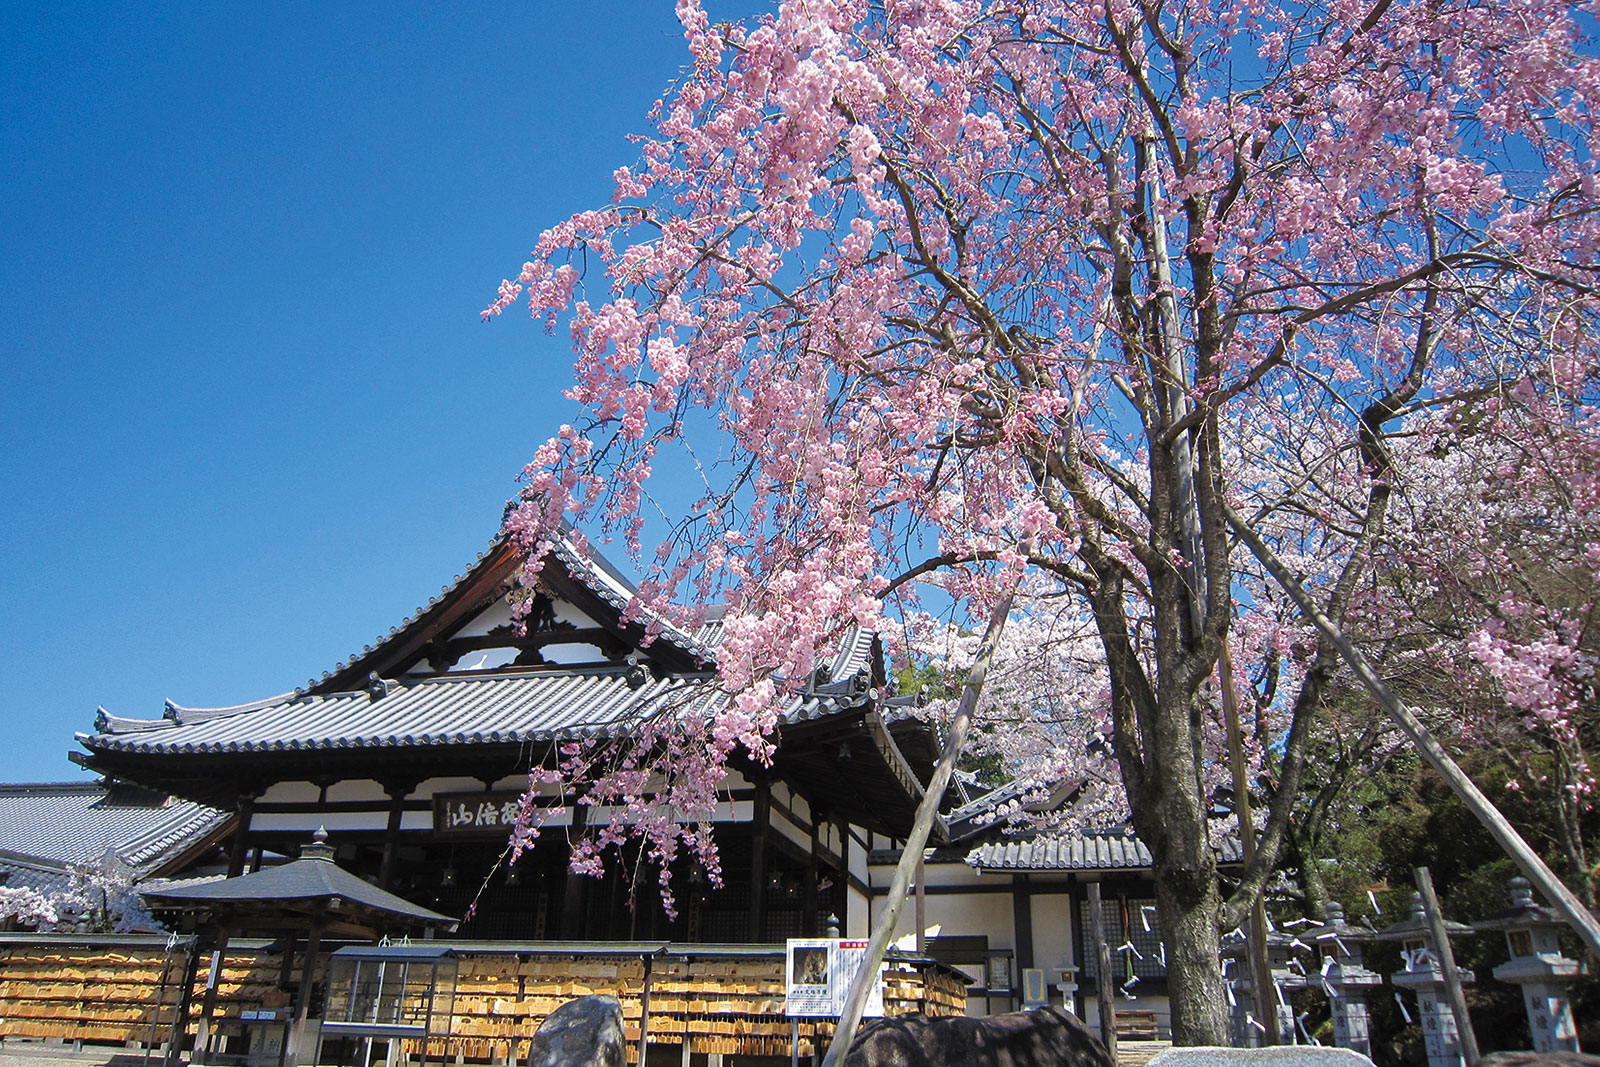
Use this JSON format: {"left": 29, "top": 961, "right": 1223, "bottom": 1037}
{"left": 820, "top": 593, "right": 1015, "bottom": 1067}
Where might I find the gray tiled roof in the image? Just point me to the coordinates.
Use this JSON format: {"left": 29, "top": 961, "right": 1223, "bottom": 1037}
{"left": 0, "top": 782, "right": 226, "bottom": 876}
{"left": 85, "top": 645, "right": 874, "bottom": 758}
{"left": 966, "top": 831, "right": 1243, "bottom": 872}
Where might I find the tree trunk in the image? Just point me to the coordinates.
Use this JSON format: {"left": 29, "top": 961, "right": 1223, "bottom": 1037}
{"left": 1153, "top": 867, "right": 1228, "bottom": 1046}
{"left": 1139, "top": 757, "right": 1229, "bottom": 1046}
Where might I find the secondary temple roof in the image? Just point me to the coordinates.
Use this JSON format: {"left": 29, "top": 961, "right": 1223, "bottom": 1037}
{"left": 0, "top": 781, "right": 228, "bottom": 894}
{"left": 966, "top": 830, "right": 1243, "bottom": 872}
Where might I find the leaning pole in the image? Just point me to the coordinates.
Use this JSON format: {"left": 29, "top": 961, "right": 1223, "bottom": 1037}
{"left": 819, "top": 594, "right": 1015, "bottom": 1067}
{"left": 1224, "top": 502, "right": 1600, "bottom": 958}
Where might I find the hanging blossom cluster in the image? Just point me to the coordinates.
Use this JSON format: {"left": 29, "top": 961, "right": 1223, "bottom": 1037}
{"left": 890, "top": 579, "right": 1125, "bottom": 830}
{"left": 483, "top": 0, "right": 1600, "bottom": 946}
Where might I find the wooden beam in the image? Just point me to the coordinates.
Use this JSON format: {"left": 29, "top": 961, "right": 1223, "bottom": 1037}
{"left": 748, "top": 777, "right": 772, "bottom": 943}
{"left": 1416, "top": 867, "right": 1480, "bottom": 1067}
{"left": 1088, "top": 882, "right": 1117, "bottom": 1062}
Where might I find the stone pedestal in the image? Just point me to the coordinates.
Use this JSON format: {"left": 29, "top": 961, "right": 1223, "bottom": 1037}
{"left": 1373, "top": 895, "right": 1474, "bottom": 1067}
{"left": 1307, "top": 904, "right": 1381, "bottom": 1057}
{"left": 1223, "top": 926, "right": 1300, "bottom": 1046}
{"left": 1475, "top": 878, "right": 1585, "bottom": 1054}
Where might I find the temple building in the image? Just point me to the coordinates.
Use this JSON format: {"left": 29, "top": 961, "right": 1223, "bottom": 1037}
{"left": 65, "top": 530, "right": 1210, "bottom": 1037}
{"left": 72, "top": 532, "right": 938, "bottom": 947}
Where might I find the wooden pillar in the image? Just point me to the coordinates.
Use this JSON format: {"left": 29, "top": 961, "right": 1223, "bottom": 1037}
{"left": 748, "top": 777, "right": 772, "bottom": 943}
{"left": 835, "top": 816, "right": 851, "bottom": 935}
{"left": 193, "top": 924, "right": 232, "bottom": 1063}
{"left": 636, "top": 953, "right": 656, "bottom": 1067}
{"left": 164, "top": 935, "right": 203, "bottom": 1067}
{"left": 1013, "top": 875, "right": 1034, "bottom": 971}
{"left": 914, "top": 847, "right": 927, "bottom": 954}
{"left": 283, "top": 920, "right": 324, "bottom": 1067}
{"left": 378, "top": 780, "right": 414, "bottom": 890}
{"left": 276, "top": 933, "right": 299, "bottom": 993}
{"left": 803, "top": 805, "right": 825, "bottom": 936}
{"left": 1416, "top": 866, "right": 1481, "bottom": 1067}
{"left": 561, "top": 804, "right": 590, "bottom": 939}
{"left": 227, "top": 795, "right": 256, "bottom": 878}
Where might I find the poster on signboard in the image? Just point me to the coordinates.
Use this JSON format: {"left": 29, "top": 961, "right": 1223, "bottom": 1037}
{"left": 786, "top": 939, "right": 886, "bottom": 1017}
{"left": 832, "top": 940, "right": 885, "bottom": 1018}
{"left": 786, "top": 939, "right": 836, "bottom": 1016}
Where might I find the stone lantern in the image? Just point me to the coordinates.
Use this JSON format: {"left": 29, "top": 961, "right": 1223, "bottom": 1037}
{"left": 1304, "top": 901, "right": 1383, "bottom": 1057}
{"left": 1471, "top": 877, "right": 1584, "bottom": 1053}
{"left": 1371, "top": 893, "right": 1475, "bottom": 1067}
{"left": 1222, "top": 925, "right": 1301, "bottom": 1046}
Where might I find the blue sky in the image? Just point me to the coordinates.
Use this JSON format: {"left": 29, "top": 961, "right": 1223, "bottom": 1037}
{"left": 1, "top": 1, "right": 764, "bottom": 782}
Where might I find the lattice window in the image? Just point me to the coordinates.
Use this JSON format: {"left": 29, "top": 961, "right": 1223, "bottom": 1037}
{"left": 1078, "top": 896, "right": 1166, "bottom": 982}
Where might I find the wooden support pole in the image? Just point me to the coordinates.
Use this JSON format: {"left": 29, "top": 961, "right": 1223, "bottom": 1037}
{"left": 1013, "top": 875, "right": 1034, "bottom": 978}
{"left": 283, "top": 920, "right": 324, "bottom": 1067}
{"left": 378, "top": 781, "right": 413, "bottom": 890}
{"left": 804, "top": 809, "right": 822, "bottom": 936}
{"left": 1088, "top": 882, "right": 1118, "bottom": 1062}
{"left": 914, "top": 849, "right": 927, "bottom": 955}
{"left": 835, "top": 815, "right": 851, "bottom": 935}
{"left": 165, "top": 936, "right": 202, "bottom": 1067}
{"left": 227, "top": 796, "right": 255, "bottom": 879}
{"left": 820, "top": 595, "right": 1013, "bottom": 1067}
{"left": 563, "top": 804, "right": 590, "bottom": 939}
{"left": 637, "top": 952, "right": 655, "bottom": 1067}
{"left": 193, "top": 925, "right": 232, "bottom": 1063}
{"left": 1415, "top": 867, "right": 1480, "bottom": 1067}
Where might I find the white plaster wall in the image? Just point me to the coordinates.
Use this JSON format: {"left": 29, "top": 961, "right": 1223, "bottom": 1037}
{"left": 847, "top": 832, "right": 869, "bottom": 884}
{"left": 325, "top": 779, "right": 386, "bottom": 803}
{"left": 1029, "top": 890, "right": 1077, "bottom": 988}
{"left": 253, "top": 811, "right": 388, "bottom": 832}
{"left": 785, "top": 787, "right": 810, "bottom": 826}
{"left": 866, "top": 857, "right": 990, "bottom": 888}
{"left": 398, "top": 811, "right": 435, "bottom": 831}
{"left": 260, "top": 781, "right": 321, "bottom": 803}
{"left": 454, "top": 597, "right": 598, "bottom": 637}
{"left": 770, "top": 806, "right": 811, "bottom": 851}
{"left": 846, "top": 885, "right": 871, "bottom": 938}
{"left": 869, "top": 888, "right": 1014, "bottom": 952}
{"left": 418, "top": 776, "right": 498, "bottom": 797}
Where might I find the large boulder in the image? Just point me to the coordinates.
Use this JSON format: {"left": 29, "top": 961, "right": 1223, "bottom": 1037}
{"left": 843, "top": 1007, "right": 1113, "bottom": 1067}
{"left": 1147, "top": 1048, "right": 1376, "bottom": 1067}
{"left": 527, "top": 994, "right": 626, "bottom": 1067}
